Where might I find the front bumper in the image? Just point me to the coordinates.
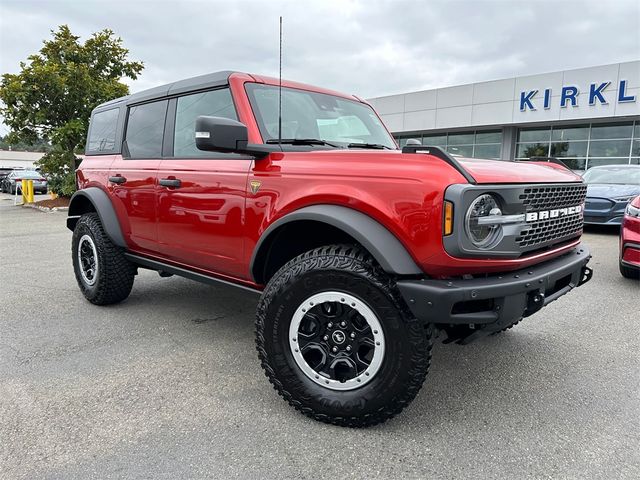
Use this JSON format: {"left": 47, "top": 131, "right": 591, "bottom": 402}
{"left": 583, "top": 199, "right": 628, "bottom": 225}
{"left": 398, "top": 244, "right": 592, "bottom": 335}
{"left": 620, "top": 242, "right": 640, "bottom": 270}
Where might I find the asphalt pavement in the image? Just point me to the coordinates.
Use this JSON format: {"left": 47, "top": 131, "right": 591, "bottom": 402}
{"left": 1, "top": 193, "right": 638, "bottom": 479}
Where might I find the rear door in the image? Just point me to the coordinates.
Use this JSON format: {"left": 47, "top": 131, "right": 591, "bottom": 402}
{"left": 156, "top": 88, "right": 252, "bottom": 278}
{"left": 108, "top": 99, "right": 168, "bottom": 253}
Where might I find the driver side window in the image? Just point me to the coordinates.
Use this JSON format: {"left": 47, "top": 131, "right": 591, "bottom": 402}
{"left": 174, "top": 88, "right": 237, "bottom": 157}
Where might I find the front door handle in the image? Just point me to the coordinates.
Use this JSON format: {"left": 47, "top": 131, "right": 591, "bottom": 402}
{"left": 159, "top": 178, "right": 182, "bottom": 188}
{"left": 108, "top": 175, "right": 127, "bottom": 184}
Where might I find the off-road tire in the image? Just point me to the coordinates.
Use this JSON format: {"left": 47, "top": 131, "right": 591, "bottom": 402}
{"left": 72, "top": 213, "right": 135, "bottom": 305}
{"left": 255, "top": 244, "right": 432, "bottom": 428}
{"left": 619, "top": 261, "right": 640, "bottom": 279}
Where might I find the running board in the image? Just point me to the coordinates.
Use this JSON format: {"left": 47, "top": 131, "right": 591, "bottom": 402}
{"left": 124, "top": 253, "right": 261, "bottom": 295}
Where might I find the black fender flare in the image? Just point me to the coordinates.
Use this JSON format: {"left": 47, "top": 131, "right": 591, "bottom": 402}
{"left": 250, "top": 205, "right": 422, "bottom": 282}
{"left": 66, "top": 187, "right": 126, "bottom": 247}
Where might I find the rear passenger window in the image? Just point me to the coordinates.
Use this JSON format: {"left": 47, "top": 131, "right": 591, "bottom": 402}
{"left": 174, "top": 89, "right": 237, "bottom": 157}
{"left": 125, "top": 100, "right": 168, "bottom": 158}
{"left": 87, "top": 108, "right": 119, "bottom": 153}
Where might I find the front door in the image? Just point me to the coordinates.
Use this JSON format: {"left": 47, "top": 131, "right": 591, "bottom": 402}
{"left": 155, "top": 88, "right": 251, "bottom": 277}
{"left": 156, "top": 157, "right": 251, "bottom": 277}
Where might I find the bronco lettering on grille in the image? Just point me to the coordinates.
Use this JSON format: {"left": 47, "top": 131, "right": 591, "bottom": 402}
{"left": 525, "top": 205, "right": 583, "bottom": 222}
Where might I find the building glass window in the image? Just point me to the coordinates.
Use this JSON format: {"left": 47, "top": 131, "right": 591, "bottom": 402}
{"left": 394, "top": 129, "right": 502, "bottom": 159}
{"left": 550, "top": 141, "right": 587, "bottom": 158}
{"left": 516, "top": 143, "right": 548, "bottom": 158}
{"left": 475, "top": 131, "right": 501, "bottom": 143}
{"left": 588, "top": 139, "right": 632, "bottom": 158}
{"left": 518, "top": 128, "right": 551, "bottom": 143}
{"left": 473, "top": 144, "right": 501, "bottom": 159}
{"left": 447, "top": 145, "right": 473, "bottom": 156}
{"left": 590, "top": 122, "right": 633, "bottom": 140}
{"left": 422, "top": 134, "right": 447, "bottom": 146}
{"left": 447, "top": 133, "right": 475, "bottom": 145}
{"left": 517, "top": 121, "right": 638, "bottom": 170}
{"left": 551, "top": 126, "right": 589, "bottom": 141}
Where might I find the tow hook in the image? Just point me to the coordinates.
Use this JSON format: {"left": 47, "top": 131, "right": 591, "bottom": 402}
{"left": 578, "top": 266, "right": 593, "bottom": 286}
{"left": 524, "top": 291, "right": 545, "bottom": 317}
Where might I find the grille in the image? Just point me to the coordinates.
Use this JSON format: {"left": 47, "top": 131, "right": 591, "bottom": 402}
{"left": 519, "top": 184, "right": 587, "bottom": 211}
{"left": 516, "top": 214, "right": 583, "bottom": 248}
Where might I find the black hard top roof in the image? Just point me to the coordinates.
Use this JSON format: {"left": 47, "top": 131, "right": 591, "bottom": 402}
{"left": 94, "top": 70, "right": 237, "bottom": 111}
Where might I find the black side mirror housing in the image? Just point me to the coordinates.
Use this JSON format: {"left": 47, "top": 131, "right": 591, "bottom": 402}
{"left": 195, "top": 116, "right": 274, "bottom": 157}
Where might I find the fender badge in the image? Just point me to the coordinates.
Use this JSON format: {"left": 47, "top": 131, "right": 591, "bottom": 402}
{"left": 250, "top": 180, "right": 262, "bottom": 195}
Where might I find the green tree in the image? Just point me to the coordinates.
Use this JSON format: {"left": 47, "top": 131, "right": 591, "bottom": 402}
{"left": 0, "top": 25, "right": 143, "bottom": 195}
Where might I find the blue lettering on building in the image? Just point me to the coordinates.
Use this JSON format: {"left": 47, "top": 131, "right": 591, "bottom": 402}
{"left": 589, "top": 82, "right": 610, "bottom": 105}
{"left": 519, "top": 80, "right": 635, "bottom": 111}
{"left": 543, "top": 88, "right": 551, "bottom": 109}
{"left": 519, "top": 90, "right": 538, "bottom": 111}
{"left": 618, "top": 80, "right": 636, "bottom": 102}
{"left": 560, "top": 86, "right": 579, "bottom": 108}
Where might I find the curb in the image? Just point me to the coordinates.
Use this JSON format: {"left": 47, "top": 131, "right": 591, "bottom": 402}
{"left": 22, "top": 203, "right": 69, "bottom": 213}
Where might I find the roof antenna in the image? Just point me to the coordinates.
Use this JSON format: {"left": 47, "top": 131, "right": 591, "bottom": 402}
{"left": 278, "top": 16, "right": 283, "bottom": 147}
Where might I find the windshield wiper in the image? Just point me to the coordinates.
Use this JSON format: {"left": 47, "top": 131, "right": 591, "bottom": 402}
{"left": 266, "top": 138, "right": 341, "bottom": 148}
{"left": 347, "top": 142, "right": 393, "bottom": 150}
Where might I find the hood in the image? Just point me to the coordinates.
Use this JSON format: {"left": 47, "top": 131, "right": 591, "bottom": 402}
{"left": 586, "top": 183, "right": 640, "bottom": 199}
{"left": 456, "top": 157, "right": 583, "bottom": 184}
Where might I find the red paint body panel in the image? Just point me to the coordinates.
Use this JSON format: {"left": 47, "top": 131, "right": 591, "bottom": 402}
{"left": 78, "top": 73, "right": 589, "bottom": 288}
{"left": 456, "top": 157, "right": 582, "bottom": 184}
{"left": 620, "top": 195, "right": 640, "bottom": 267}
{"left": 156, "top": 158, "right": 251, "bottom": 277}
{"left": 108, "top": 157, "right": 160, "bottom": 253}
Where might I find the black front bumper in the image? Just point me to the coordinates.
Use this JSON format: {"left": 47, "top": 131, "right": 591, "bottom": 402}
{"left": 397, "top": 245, "right": 592, "bottom": 334}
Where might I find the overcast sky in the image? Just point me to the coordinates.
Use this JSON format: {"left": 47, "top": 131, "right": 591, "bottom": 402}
{"left": 1, "top": 0, "right": 639, "bottom": 135}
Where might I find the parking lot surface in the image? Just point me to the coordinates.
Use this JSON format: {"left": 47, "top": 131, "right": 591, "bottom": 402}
{"left": 1, "top": 194, "right": 639, "bottom": 479}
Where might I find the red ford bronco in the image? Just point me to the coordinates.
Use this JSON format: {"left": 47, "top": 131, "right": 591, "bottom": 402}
{"left": 68, "top": 71, "right": 592, "bottom": 427}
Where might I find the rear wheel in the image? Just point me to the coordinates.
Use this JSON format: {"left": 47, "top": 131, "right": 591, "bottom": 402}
{"left": 256, "top": 244, "right": 432, "bottom": 427}
{"left": 72, "top": 213, "right": 136, "bottom": 305}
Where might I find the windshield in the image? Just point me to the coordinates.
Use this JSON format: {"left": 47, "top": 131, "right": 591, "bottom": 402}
{"left": 582, "top": 166, "right": 640, "bottom": 185}
{"left": 245, "top": 83, "right": 396, "bottom": 149}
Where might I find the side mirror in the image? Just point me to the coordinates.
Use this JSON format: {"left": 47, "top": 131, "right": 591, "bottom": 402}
{"left": 195, "top": 116, "right": 274, "bottom": 157}
{"left": 195, "top": 116, "right": 248, "bottom": 153}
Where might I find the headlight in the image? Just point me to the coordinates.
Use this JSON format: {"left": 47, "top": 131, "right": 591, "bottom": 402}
{"left": 626, "top": 203, "right": 640, "bottom": 217}
{"left": 614, "top": 195, "right": 636, "bottom": 202}
{"left": 465, "top": 194, "right": 502, "bottom": 248}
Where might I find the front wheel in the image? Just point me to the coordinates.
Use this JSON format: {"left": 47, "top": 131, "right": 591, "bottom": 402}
{"left": 72, "top": 212, "right": 136, "bottom": 305}
{"left": 256, "top": 245, "right": 432, "bottom": 427}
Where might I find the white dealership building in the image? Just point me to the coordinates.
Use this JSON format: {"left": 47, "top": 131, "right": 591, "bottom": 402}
{"left": 368, "top": 61, "right": 639, "bottom": 170}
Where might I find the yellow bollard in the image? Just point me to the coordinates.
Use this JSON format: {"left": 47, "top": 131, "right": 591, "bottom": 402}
{"left": 27, "top": 180, "right": 34, "bottom": 203}
{"left": 21, "top": 179, "right": 27, "bottom": 203}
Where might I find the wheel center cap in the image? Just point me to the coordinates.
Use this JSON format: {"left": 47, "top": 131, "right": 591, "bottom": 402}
{"left": 332, "top": 330, "right": 346, "bottom": 345}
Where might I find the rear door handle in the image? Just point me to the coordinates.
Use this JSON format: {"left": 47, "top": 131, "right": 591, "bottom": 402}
{"left": 108, "top": 175, "right": 127, "bottom": 184}
{"left": 159, "top": 178, "right": 182, "bottom": 188}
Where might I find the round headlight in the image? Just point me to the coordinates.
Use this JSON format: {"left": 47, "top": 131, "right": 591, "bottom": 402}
{"left": 465, "top": 194, "right": 502, "bottom": 248}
